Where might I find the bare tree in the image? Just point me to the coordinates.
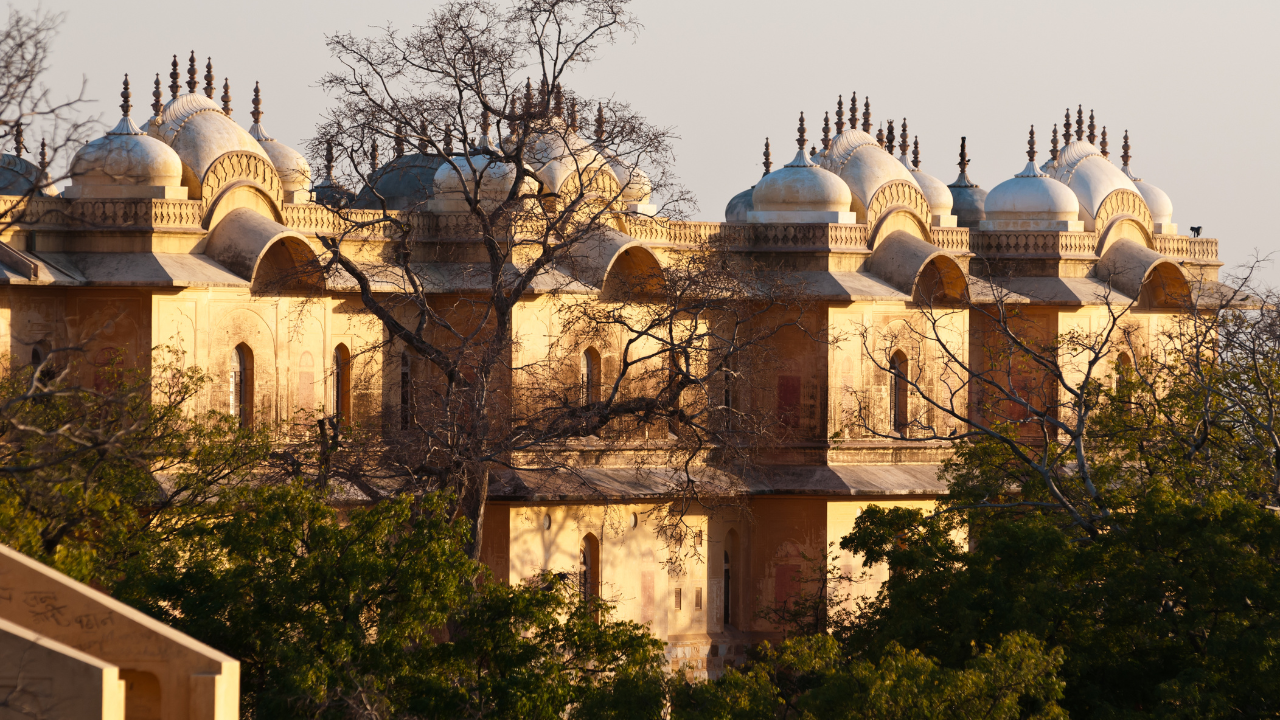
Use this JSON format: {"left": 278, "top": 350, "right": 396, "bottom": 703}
{"left": 302, "top": 0, "right": 812, "bottom": 560}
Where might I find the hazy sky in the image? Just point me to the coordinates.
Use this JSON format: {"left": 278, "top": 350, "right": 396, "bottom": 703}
{"left": 39, "top": 0, "right": 1280, "bottom": 282}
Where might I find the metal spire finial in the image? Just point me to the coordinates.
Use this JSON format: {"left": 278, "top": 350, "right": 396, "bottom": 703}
{"left": 120, "top": 74, "right": 132, "bottom": 118}
{"left": 552, "top": 83, "right": 564, "bottom": 119}
{"left": 324, "top": 140, "right": 334, "bottom": 180}
{"left": 862, "top": 97, "right": 872, "bottom": 134}
{"left": 1063, "top": 109, "right": 1071, "bottom": 145}
{"left": 899, "top": 118, "right": 909, "bottom": 157}
{"left": 594, "top": 103, "right": 605, "bottom": 143}
{"left": 12, "top": 120, "right": 23, "bottom": 157}
{"left": 911, "top": 136, "right": 920, "bottom": 169}
{"left": 810, "top": 144, "right": 817, "bottom": 158}
{"left": 1121, "top": 129, "right": 1131, "bottom": 167}
{"left": 835, "top": 95, "right": 845, "bottom": 134}
{"left": 169, "top": 55, "right": 180, "bottom": 100}
{"left": 38, "top": 138, "right": 46, "bottom": 170}
{"left": 221, "top": 79, "right": 232, "bottom": 116}
{"left": 442, "top": 125, "right": 453, "bottom": 156}
{"left": 763, "top": 137, "right": 771, "bottom": 176}
{"left": 822, "top": 111, "right": 831, "bottom": 150}
{"left": 204, "top": 58, "right": 215, "bottom": 99}
{"left": 796, "top": 112, "right": 806, "bottom": 152}
{"left": 1087, "top": 109, "right": 1096, "bottom": 144}
{"left": 1099, "top": 126, "right": 1109, "bottom": 158}
{"left": 523, "top": 78, "right": 534, "bottom": 121}
{"left": 885, "top": 119, "right": 895, "bottom": 154}
{"left": 250, "top": 82, "right": 262, "bottom": 125}
{"left": 151, "top": 74, "right": 163, "bottom": 118}
{"left": 957, "top": 136, "right": 969, "bottom": 174}
{"left": 1026, "top": 125, "right": 1036, "bottom": 162}
{"left": 186, "top": 51, "right": 198, "bottom": 94}
{"left": 875, "top": 122, "right": 885, "bottom": 149}
{"left": 1050, "top": 123, "right": 1059, "bottom": 161}
{"left": 1075, "top": 105, "right": 1084, "bottom": 141}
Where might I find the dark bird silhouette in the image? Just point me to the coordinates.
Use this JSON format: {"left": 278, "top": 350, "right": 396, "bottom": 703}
{"left": 1191, "top": 226, "right": 1202, "bottom": 238}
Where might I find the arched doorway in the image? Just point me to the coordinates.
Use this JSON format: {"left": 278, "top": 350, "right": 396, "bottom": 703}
{"left": 333, "top": 344, "right": 351, "bottom": 424}
{"left": 890, "top": 350, "right": 909, "bottom": 435}
{"left": 231, "top": 343, "right": 253, "bottom": 427}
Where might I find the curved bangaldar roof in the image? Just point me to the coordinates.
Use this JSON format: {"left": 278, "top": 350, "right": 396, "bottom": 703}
{"left": 1045, "top": 133, "right": 1138, "bottom": 219}
{"left": 819, "top": 125, "right": 919, "bottom": 213}
{"left": 149, "top": 92, "right": 269, "bottom": 182}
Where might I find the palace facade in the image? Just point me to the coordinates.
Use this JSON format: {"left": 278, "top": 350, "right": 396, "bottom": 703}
{"left": 0, "top": 60, "right": 1220, "bottom": 684}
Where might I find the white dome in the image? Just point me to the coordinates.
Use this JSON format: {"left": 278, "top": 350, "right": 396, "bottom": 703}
{"left": 725, "top": 186, "right": 754, "bottom": 222}
{"left": 250, "top": 125, "right": 311, "bottom": 193}
{"left": 149, "top": 93, "right": 270, "bottom": 181}
{"left": 608, "top": 159, "right": 652, "bottom": 203}
{"left": 752, "top": 148, "right": 852, "bottom": 212}
{"left": 70, "top": 117, "right": 183, "bottom": 189}
{"left": 985, "top": 162, "right": 1079, "bottom": 220}
{"left": 819, "top": 128, "right": 920, "bottom": 214}
{"left": 1048, "top": 140, "right": 1138, "bottom": 218}
{"left": 431, "top": 156, "right": 530, "bottom": 213}
{"left": 901, "top": 158, "right": 953, "bottom": 216}
{"left": 1124, "top": 166, "right": 1173, "bottom": 225}
{"left": 525, "top": 120, "right": 613, "bottom": 195}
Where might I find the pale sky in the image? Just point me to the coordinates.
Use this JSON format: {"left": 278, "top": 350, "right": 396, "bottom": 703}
{"left": 42, "top": 0, "right": 1280, "bottom": 283}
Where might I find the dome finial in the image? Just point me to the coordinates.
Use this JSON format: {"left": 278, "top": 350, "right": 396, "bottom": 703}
{"left": 809, "top": 144, "right": 817, "bottom": 158}
{"left": 835, "top": 95, "right": 845, "bottom": 134}
{"left": 13, "top": 119, "right": 23, "bottom": 157}
{"left": 911, "top": 136, "right": 920, "bottom": 169}
{"left": 566, "top": 101, "right": 578, "bottom": 131}
{"left": 899, "top": 118, "right": 909, "bottom": 157}
{"left": 481, "top": 108, "right": 492, "bottom": 139}
{"left": 1121, "top": 129, "right": 1131, "bottom": 167}
{"left": 822, "top": 111, "right": 831, "bottom": 150}
{"left": 120, "top": 74, "right": 132, "bottom": 119}
{"left": 795, "top": 112, "right": 806, "bottom": 152}
{"left": 885, "top": 119, "right": 895, "bottom": 154}
{"left": 1099, "top": 126, "right": 1109, "bottom": 157}
{"left": 763, "top": 137, "right": 771, "bottom": 176}
{"left": 251, "top": 82, "right": 262, "bottom": 125}
{"left": 957, "top": 136, "right": 969, "bottom": 174}
{"left": 324, "top": 139, "right": 335, "bottom": 179}
{"left": 1062, "top": 109, "right": 1071, "bottom": 145}
{"left": 151, "top": 74, "right": 163, "bottom": 119}
{"left": 186, "top": 51, "right": 198, "bottom": 94}
{"left": 522, "top": 78, "right": 534, "bottom": 122}
{"left": 875, "top": 122, "right": 885, "bottom": 149}
{"left": 169, "top": 55, "right": 180, "bottom": 100}
{"left": 1026, "top": 125, "right": 1036, "bottom": 162}
{"left": 1075, "top": 105, "right": 1084, "bottom": 141}
{"left": 861, "top": 97, "right": 871, "bottom": 134}
{"left": 594, "top": 103, "right": 605, "bottom": 143}
{"left": 221, "top": 79, "right": 232, "bottom": 116}
{"left": 1050, "top": 123, "right": 1059, "bottom": 161}
{"left": 369, "top": 139, "right": 379, "bottom": 172}
{"left": 393, "top": 124, "right": 405, "bottom": 157}
{"left": 204, "top": 58, "right": 215, "bottom": 99}
{"left": 442, "top": 125, "right": 453, "bottom": 155}
{"left": 537, "top": 77, "right": 548, "bottom": 113}
{"left": 552, "top": 83, "right": 564, "bottom": 119}
{"left": 38, "top": 138, "right": 46, "bottom": 170}
{"left": 1087, "top": 109, "right": 1096, "bottom": 144}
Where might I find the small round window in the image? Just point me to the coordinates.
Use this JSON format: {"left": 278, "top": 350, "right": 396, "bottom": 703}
{"left": 630, "top": 512, "right": 638, "bottom": 529}
{"left": 542, "top": 514, "right": 551, "bottom": 530}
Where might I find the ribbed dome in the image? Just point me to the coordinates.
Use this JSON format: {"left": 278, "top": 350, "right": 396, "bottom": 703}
{"left": 70, "top": 116, "right": 183, "bottom": 190}
{"left": 149, "top": 93, "right": 269, "bottom": 181}
{"left": 819, "top": 128, "right": 919, "bottom": 215}
{"left": 985, "top": 162, "right": 1078, "bottom": 220}
{"left": 725, "top": 186, "right": 754, "bottom": 222}
{"left": 525, "top": 120, "right": 612, "bottom": 195}
{"left": 355, "top": 153, "right": 445, "bottom": 210}
{"left": 609, "top": 159, "right": 652, "bottom": 203}
{"left": 752, "top": 148, "right": 852, "bottom": 212}
{"left": 1046, "top": 140, "right": 1138, "bottom": 218}
{"left": 0, "top": 154, "right": 50, "bottom": 196}
{"left": 431, "top": 156, "right": 530, "bottom": 213}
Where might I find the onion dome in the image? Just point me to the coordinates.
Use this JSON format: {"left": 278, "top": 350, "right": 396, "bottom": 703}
{"left": 430, "top": 155, "right": 529, "bottom": 214}
{"left": 353, "top": 124, "right": 447, "bottom": 211}
{"left": 902, "top": 136, "right": 954, "bottom": 221}
{"left": 818, "top": 97, "right": 918, "bottom": 219}
{"left": 947, "top": 137, "right": 987, "bottom": 228}
{"left": 526, "top": 118, "right": 612, "bottom": 195}
{"left": 752, "top": 113, "right": 852, "bottom": 214}
{"left": 247, "top": 83, "right": 311, "bottom": 201}
{"left": 149, "top": 55, "right": 269, "bottom": 185}
{"left": 1120, "top": 131, "right": 1173, "bottom": 227}
{"left": 65, "top": 76, "right": 184, "bottom": 199}
{"left": 0, "top": 124, "right": 51, "bottom": 197}
{"left": 725, "top": 137, "right": 773, "bottom": 222}
{"left": 983, "top": 126, "right": 1079, "bottom": 230}
{"left": 1044, "top": 106, "right": 1137, "bottom": 222}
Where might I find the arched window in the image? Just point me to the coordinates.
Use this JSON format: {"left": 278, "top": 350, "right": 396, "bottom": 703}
{"left": 230, "top": 344, "right": 253, "bottom": 427}
{"left": 890, "top": 350, "right": 909, "bottom": 435}
{"left": 400, "top": 350, "right": 413, "bottom": 430}
{"left": 333, "top": 344, "right": 351, "bottom": 424}
{"left": 580, "top": 533, "right": 601, "bottom": 610}
{"left": 581, "top": 347, "right": 601, "bottom": 405}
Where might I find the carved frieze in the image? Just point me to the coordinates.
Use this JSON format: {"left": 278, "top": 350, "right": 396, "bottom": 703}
{"left": 970, "top": 231, "right": 1098, "bottom": 258}
{"left": 865, "top": 180, "right": 931, "bottom": 227}
{"left": 1093, "top": 189, "right": 1153, "bottom": 238}
{"left": 200, "top": 151, "right": 283, "bottom": 211}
